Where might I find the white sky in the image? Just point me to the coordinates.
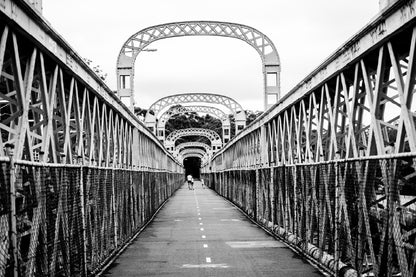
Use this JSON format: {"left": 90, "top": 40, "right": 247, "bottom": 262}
{"left": 42, "top": 0, "right": 380, "bottom": 111}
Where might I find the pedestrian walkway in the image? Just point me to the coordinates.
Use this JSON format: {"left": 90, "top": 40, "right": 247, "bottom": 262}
{"left": 103, "top": 181, "right": 324, "bottom": 277}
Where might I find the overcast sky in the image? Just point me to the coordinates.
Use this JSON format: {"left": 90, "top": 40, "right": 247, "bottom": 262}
{"left": 42, "top": 0, "right": 380, "bottom": 111}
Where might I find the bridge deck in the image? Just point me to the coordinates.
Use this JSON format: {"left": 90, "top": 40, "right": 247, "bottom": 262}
{"left": 103, "top": 181, "right": 323, "bottom": 277}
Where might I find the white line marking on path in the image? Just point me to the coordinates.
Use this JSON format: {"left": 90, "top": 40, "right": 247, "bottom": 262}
{"left": 174, "top": 219, "right": 183, "bottom": 222}
{"left": 198, "top": 217, "right": 202, "bottom": 220}
{"left": 203, "top": 244, "right": 208, "bottom": 248}
{"left": 200, "top": 228, "right": 204, "bottom": 231}
{"left": 206, "top": 257, "right": 211, "bottom": 263}
{"left": 220, "top": 219, "right": 241, "bottom": 222}
{"left": 182, "top": 264, "right": 229, "bottom": 268}
{"left": 199, "top": 222, "right": 203, "bottom": 225}
{"left": 225, "top": 241, "right": 286, "bottom": 248}
{"left": 202, "top": 235, "right": 206, "bottom": 239}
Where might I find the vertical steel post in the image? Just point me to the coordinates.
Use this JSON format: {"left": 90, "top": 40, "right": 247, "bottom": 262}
{"left": 112, "top": 168, "right": 118, "bottom": 248}
{"left": 270, "top": 167, "right": 275, "bottom": 228}
{"left": 255, "top": 168, "right": 260, "bottom": 222}
{"left": 8, "top": 156, "right": 18, "bottom": 277}
{"left": 334, "top": 161, "right": 340, "bottom": 277}
{"left": 78, "top": 164, "right": 88, "bottom": 276}
{"left": 293, "top": 165, "right": 298, "bottom": 243}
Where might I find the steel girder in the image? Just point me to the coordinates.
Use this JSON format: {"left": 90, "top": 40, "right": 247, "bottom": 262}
{"left": 116, "top": 21, "right": 280, "bottom": 110}
{"left": 205, "top": 1, "right": 416, "bottom": 276}
{"left": 209, "top": 0, "right": 416, "bottom": 170}
{"left": 0, "top": 0, "right": 181, "bottom": 171}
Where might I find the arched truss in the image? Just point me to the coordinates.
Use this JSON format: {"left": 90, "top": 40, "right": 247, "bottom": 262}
{"left": 147, "top": 93, "right": 244, "bottom": 118}
{"left": 157, "top": 105, "right": 232, "bottom": 142}
{"left": 158, "top": 105, "right": 229, "bottom": 128}
{"left": 173, "top": 142, "right": 212, "bottom": 158}
{"left": 180, "top": 148, "right": 210, "bottom": 166}
{"left": 175, "top": 142, "right": 212, "bottom": 153}
{"left": 181, "top": 148, "right": 207, "bottom": 158}
{"left": 164, "top": 128, "right": 222, "bottom": 151}
{"left": 145, "top": 93, "right": 246, "bottom": 142}
{"left": 116, "top": 21, "right": 280, "bottom": 110}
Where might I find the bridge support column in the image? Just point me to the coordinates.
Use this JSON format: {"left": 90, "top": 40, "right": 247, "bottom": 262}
{"left": 264, "top": 63, "right": 280, "bottom": 109}
{"left": 144, "top": 113, "right": 157, "bottom": 135}
{"left": 157, "top": 127, "right": 165, "bottom": 141}
{"left": 222, "top": 121, "right": 231, "bottom": 143}
{"left": 235, "top": 111, "right": 247, "bottom": 135}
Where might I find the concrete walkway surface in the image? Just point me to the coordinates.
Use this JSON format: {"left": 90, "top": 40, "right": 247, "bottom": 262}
{"left": 103, "top": 182, "right": 324, "bottom": 277}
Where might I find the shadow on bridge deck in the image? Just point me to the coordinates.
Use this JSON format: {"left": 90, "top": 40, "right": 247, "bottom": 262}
{"left": 102, "top": 181, "right": 323, "bottom": 277}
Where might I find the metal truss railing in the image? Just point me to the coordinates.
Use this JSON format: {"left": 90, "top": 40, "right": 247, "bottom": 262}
{"left": 0, "top": 0, "right": 180, "bottom": 172}
{"left": 204, "top": 1, "right": 416, "bottom": 276}
{"left": 203, "top": 154, "right": 416, "bottom": 277}
{"left": 0, "top": 158, "right": 183, "bottom": 276}
{"left": 0, "top": 2, "right": 184, "bottom": 276}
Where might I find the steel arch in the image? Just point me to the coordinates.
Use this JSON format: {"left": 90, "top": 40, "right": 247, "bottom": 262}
{"left": 164, "top": 128, "right": 222, "bottom": 152}
{"left": 116, "top": 21, "right": 280, "bottom": 110}
{"left": 158, "top": 105, "right": 229, "bottom": 126}
{"left": 180, "top": 148, "right": 209, "bottom": 164}
{"left": 145, "top": 93, "right": 246, "bottom": 142}
{"left": 175, "top": 142, "right": 212, "bottom": 153}
{"left": 157, "top": 105, "right": 232, "bottom": 143}
{"left": 147, "top": 93, "right": 244, "bottom": 117}
{"left": 181, "top": 148, "right": 207, "bottom": 157}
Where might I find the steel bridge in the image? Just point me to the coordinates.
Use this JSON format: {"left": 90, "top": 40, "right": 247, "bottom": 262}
{"left": 1, "top": 0, "right": 416, "bottom": 277}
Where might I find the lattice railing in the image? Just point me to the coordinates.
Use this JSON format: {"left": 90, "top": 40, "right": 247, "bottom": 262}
{"left": 204, "top": 154, "right": 416, "bottom": 277}
{"left": 205, "top": 1, "right": 416, "bottom": 276}
{"left": 0, "top": 158, "right": 183, "bottom": 276}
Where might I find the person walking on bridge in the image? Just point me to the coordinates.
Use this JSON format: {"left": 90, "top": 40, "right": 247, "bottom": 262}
{"left": 187, "top": 174, "right": 194, "bottom": 190}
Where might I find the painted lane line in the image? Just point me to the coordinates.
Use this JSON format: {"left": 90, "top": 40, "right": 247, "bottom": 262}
{"left": 200, "top": 228, "right": 204, "bottom": 231}
{"left": 182, "top": 264, "right": 229, "bottom": 268}
{"left": 225, "top": 241, "right": 286, "bottom": 248}
{"left": 206, "top": 257, "right": 211, "bottom": 263}
{"left": 198, "top": 217, "right": 202, "bottom": 220}
{"left": 203, "top": 244, "right": 208, "bottom": 248}
{"left": 198, "top": 213, "right": 201, "bottom": 216}
{"left": 202, "top": 235, "right": 206, "bottom": 239}
{"left": 174, "top": 219, "right": 183, "bottom": 222}
{"left": 199, "top": 222, "right": 203, "bottom": 225}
